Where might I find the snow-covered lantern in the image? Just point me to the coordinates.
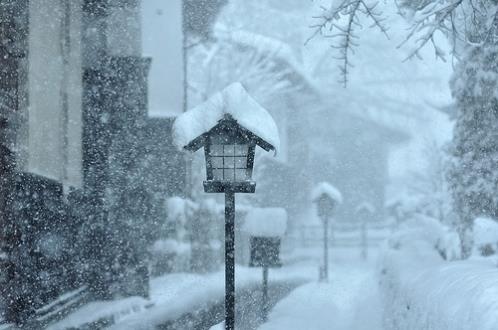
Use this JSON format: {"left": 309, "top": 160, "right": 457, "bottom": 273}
{"left": 173, "top": 83, "right": 280, "bottom": 329}
{"left": 243, "top": 208, "right": 287, "bottom": 268}
{"left": 173, "top": 83, "right": 279, "bottom": 193}
{"left": 311, "top": 182, "right": 343, "bottom": 219}
{"left": 311, "top": 182, "right": 342, "bottom": 281}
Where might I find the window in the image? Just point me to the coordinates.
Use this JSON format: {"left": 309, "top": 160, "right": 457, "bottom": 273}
{"left": 209, "top": 144, "right": 249, "bottom": 181}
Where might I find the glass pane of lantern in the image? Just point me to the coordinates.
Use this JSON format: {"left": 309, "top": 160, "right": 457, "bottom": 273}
{"left": 234, "top": 144, "right": 248, "bottom": 156}
{"left": 211, "top": 157, "right": 223, "bottom": 168}
{"left": 224, "top": 169, "right": 235, "bottom": 180}
{"left": 210, "top": 145, "right": 224, "bottom": 156}
{"left": 234, "top": 157, "right": 247, "bottom": 168}
{"left": 223, "top": 145, "right": 235, "bottom": 156}
{"left": 223, "top": 157, "right": 234, "bottom": 168}
{"left": 235, "top": 169, "right": 248, "bottom": 181}
{"left": 213, "top": 169, "right": 223, "bottom": 180}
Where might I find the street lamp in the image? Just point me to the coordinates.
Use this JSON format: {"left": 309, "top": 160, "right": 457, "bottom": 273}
{"left": 311, "top": 182, "right": 342, "bottom": 282}
{"left": 355, "top": 202, "right": 375, "bottom": 260}
{"left": 173, "top": 83, "right": 279, "bottom": 330}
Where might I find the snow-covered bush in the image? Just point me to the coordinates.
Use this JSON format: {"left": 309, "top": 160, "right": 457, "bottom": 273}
{"left": 149, "top": 197, "right": 198, "bottom": 275}
{"left": 378, "top": 215, "right": 498, "bottom": 330}
{"left": 149, "top": 239, "right": 191, "bottom": 276}
{"left": 189, "top": 198, "right": 225, "bottom": 273}
{"left": 385, "top": 214, "right": 460, "bottom": 262}
{"left": 473, "top": 217, "right": 498, "bottom": 257}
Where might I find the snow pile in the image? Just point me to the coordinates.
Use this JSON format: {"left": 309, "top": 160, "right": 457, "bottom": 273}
{"left": 172, "top": 82, "right": 280, "bottom": 152}
{"left": 47, "top": 297, "right": 149, "bottom": 330}
{"left": 473, "top": 217, "right": 498, "bottom": 256}
{"left": 106, "top": 265, "right": 311, "bottom": 329}
{"left": 385, "top": 214, "right": 459, "bottom": 260}
{"left": 242, "top": 207, "right": 287, "bottom": 237}
{"left": 209, "top": 321, "right": 225, "bottom": 330}
{"left": 311, "top": 182, "right": 343, "bottom": 204}
{"left": 378, "top": 216, "right": 498, "bottom": 330}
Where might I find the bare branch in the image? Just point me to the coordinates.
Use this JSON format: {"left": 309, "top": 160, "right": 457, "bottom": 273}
{"left": 306, "top": 0, "right": 390, "bottom": 86}
{"left": 399, "top": 0, "right": 464, "bottom": 61}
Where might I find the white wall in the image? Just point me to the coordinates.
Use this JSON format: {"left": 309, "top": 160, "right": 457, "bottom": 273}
{"left": 27, "top": 0, "right": 82, "bottom": 189}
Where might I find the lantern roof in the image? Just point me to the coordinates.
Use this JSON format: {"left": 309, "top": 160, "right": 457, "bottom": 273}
{"left": 311, "top": 182, "right": 343, "bottom": 204}
{"left": 173, "top": 82, "right": 280, "bottom": 153}
{"left": 355, "top": 201, "right": 375, "bottom": 214}
{"left": 243, "top": 207, "right": 287, "bottom": 237}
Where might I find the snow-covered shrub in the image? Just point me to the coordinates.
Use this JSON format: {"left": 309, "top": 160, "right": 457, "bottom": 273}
{"left": 473, "top": 217, "right": 498, "bottom": 257}
{"left": 378, "top": 214, "right": 498, "bottom": 330}
{"left": 385, "top": 214, "right": 460, "bottom": 261}
{"left": 149, "top": 239, "right": 191, "bottom": 275}
{"left": 165, "top": 197, "right": 198, "bottom": 241}
{"left": 149, "top": 197, "right": 198, "bottom": 275}
{"left": 190, "top": 199, "right": 225, "bottom": 273}
{"left": 385, "top": 194, "right": 424, "bottom": 226}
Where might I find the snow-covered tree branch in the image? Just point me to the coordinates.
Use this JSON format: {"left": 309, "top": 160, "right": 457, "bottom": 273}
{"left": 310, "top": 0, "right": 498, "bottom": 81}
{"left": 306, "top": 0, "right": 389, "bottom": 85}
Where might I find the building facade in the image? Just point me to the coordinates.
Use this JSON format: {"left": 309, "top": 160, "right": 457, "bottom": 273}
{"left": 0, "top": 0, "right": 185, "bottom": 324}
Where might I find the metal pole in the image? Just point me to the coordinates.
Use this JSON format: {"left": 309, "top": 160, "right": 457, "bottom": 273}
{"left": 262, "top": 266, "right": 269, "bottom": 322}
{"left": 225, "top": 191, "right": 235, "bottom": 330}
{"left": 323, "top": 216, "right": 329, "bottom": 282}
{"left": 361, "top": 220, "right": 367, "bottom": 260}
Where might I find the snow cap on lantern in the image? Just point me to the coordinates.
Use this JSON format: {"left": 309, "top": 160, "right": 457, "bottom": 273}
{"left": 243, "top": 207, "right": 287, "bottom": 238}
{"left": 173, "top": 82, "right": 279, "bottom": 193}
{"left": 243, "top": 207, "right": 287, "bottom": 268}
{"left": 312, "top": 182, "right": 342, "bottom": 219}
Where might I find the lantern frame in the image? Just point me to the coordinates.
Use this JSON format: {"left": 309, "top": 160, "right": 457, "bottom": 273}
{"left": 184, "top": 114, "right": 274, "bottom": 193}
{"left": 315, "top": 194, "right": 337, "bottom": 219}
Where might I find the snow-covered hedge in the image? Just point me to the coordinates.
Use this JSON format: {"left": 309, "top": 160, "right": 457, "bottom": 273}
{"left": 379, "top": 215, "right": 498, "bottom": 330}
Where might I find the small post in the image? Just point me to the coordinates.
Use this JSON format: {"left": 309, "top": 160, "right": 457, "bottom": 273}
{"left": 262, "top": 266, "right": 269, "bottom": 321}
{"left": 323, "top": 215, "right": 329, "bottom": 281}
{"left": 361, "top": 219, "right": 367, "bottom": 260}
{"left": 225, "top": 191, "right": 235, "bottom": 330}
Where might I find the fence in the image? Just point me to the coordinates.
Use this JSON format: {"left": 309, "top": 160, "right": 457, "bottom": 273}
{"left": 289, "top": 221, "right": 393, "bottom": 249}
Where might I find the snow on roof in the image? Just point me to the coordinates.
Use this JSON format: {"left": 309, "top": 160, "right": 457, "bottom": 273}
{"left": 474, "top": 217, "right": 498, "bottom": 247}
{"left": 243, "top": 207, "right": 287, "bottom": 237}
{"left": 311, "top": 182, "right": 343, "bottom": 204}
{"left": 217, "top": 28, "right": 319, "bottom": 93}
{"left": 172, "top": 82, "right": 280, "bottom": 152}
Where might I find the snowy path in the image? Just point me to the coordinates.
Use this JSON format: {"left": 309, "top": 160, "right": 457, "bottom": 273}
{"left": 259, "top": 249, "right": 383, "bottom": 330}
{"left": 44, "top": 247, "right": 383, "bottom": 330}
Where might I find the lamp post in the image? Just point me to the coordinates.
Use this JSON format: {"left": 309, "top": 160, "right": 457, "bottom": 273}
{"left": 173, "top": 83, "right": 279, "bottom": 330}
{"left": 355, "top": 202, "right": 375, "bottom": 260}
{"left": 312, "top": 182, "right": 342, "bottom": 282}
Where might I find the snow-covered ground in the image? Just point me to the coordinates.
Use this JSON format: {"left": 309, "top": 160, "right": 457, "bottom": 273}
{"left": 47, "top": 257, "right": 314, "bottom": 329}
{"left": 44, "top": 240, "right": 385, "bottom": 330}
{"left": 47, "top": 216, "right": 498, "bottom": 330}
{"left": 260, "top": 248, "right": 383, "bottom": 330}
